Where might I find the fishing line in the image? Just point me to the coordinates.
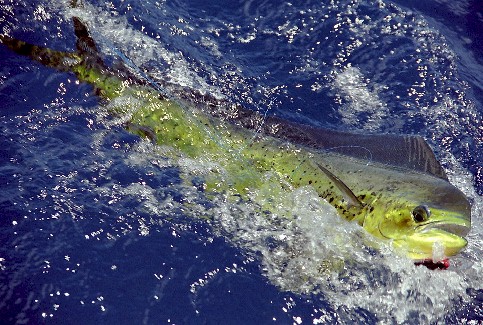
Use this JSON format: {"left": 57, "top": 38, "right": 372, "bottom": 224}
{"left": 239, "top": 96, "right": 274, "bottom": 154}
{"left": 326, "top": 145, "right": 373, "bottom": 166}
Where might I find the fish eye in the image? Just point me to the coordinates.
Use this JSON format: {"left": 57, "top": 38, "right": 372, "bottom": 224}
{"left": 412, "top": 205, "right": 431, "bottom": 223}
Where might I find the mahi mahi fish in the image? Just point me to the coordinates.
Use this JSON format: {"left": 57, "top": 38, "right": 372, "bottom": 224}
{"left": 0, "top": 17, "right": 471, "bottom": 268}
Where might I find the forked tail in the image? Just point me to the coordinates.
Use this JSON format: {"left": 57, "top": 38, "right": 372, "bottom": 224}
{"left": 0, "top": 32, "right": 80, "bottom": 72}
{"left": 0, "top": 17, "right": 134, "bottom": 99}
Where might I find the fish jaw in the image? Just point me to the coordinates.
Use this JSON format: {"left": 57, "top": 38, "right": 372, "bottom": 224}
{"left": 392, "top": 227, "right": 468, "bottom": 261}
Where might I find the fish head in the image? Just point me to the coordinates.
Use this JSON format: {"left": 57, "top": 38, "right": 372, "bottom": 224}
{"left": 363, "top": 176, "right": 471, "bottom": 262}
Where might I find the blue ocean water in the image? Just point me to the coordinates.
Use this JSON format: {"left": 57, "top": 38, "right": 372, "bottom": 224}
{"left": 0, "top": 0, "right": 482, "bottom": 324}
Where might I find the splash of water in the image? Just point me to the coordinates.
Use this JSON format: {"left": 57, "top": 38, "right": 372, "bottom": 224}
{"left": 17, "top": 0, "right": 479, "bottom": 323}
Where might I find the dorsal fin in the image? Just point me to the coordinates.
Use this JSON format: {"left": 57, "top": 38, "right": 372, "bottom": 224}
{"left": 312, "top": 128, "right": 447, "bottom": 180}
{"left": 171, "top": 93, "right": 448, "bottom": 180}
{"left": 199, "top": 102, "right": 448, "bottom": 180}
{"left": 263, "top": 116, "right": 448, "bottom": 180}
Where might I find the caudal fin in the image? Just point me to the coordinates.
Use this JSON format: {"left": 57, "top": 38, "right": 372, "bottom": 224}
{"left": 0, "top": 17, "right": 107, "bottom": 74}
{"left": 0, "top": 33, "right": 81, "bottom": 72}
{"left": 72, "top": 16, "right": 107, "bottom": 71}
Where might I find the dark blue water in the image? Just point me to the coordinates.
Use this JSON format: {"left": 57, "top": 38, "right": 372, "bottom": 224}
{"left": 1, "top": 0, "right": 482, "bottom": 324}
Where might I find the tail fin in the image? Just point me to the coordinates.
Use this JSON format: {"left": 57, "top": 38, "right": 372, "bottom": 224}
{"left": 72, "top": 17, "right": 107, "bottom": 71}
{"left": 0, "top": 17, "right": 107, "bottom": 73}
{"left": 0, "top": 33, "right": 81, "bottom": 72}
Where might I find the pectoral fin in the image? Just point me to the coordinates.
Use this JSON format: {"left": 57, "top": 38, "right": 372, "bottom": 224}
{"left": 315, "top": 162, "right": 363, "bottom": 209}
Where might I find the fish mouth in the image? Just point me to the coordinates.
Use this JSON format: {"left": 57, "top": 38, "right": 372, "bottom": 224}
{"left": 417, "top": 221, "right": 470, "bottom": 238}
{"left": 381, "top": 220, "right": 469, "bottom": 262}
{"left": 413, "top": 221, "right": 470, "bottom": 261}
{"left": 396, "top": 234, "right": 467, "bottom": 262}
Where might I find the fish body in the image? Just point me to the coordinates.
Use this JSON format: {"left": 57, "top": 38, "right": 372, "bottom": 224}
{"left": 0, "top": 17, "right": 471, "bottom": 263}
{"left": 126, "top": 96, "right": 470, "bottom": 260}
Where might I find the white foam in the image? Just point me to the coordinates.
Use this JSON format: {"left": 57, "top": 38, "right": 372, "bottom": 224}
{"left": 44, "top": 1, "right": 482, "bottom": 323}
{"left": 332, "top": 65, "right": 389, "bottom": 130}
